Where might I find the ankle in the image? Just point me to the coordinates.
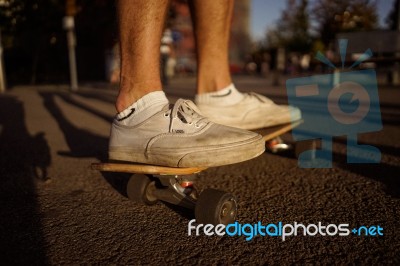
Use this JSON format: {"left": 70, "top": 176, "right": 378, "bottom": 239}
{"left": 115, "top": 91, "right": 169, "bottom": 126}
{"left": 116, "top": 94, "right": 136, "bottom": 113}
{"left": 196, "top": 69, "right": 231, "bottom": 94}
{"left": 116, "top": 78, "right": 163, "bottom": 113}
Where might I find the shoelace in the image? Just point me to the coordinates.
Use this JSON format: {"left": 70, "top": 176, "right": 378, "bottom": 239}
{"left": 167, "top": 99, "right": 209, "bottom": 132}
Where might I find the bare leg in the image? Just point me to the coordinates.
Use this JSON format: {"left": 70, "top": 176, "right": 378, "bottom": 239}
{"left": 116, "top": 0, "right": 169, "bottom": 112}
{"left": 109, "top": 0, "right": 266, "bottom": 169}
{"left": 189, "top": 0, "right": 233, "bottom": 94}
{"left": 189, "top": 0, "right": 302, "bottom": 130}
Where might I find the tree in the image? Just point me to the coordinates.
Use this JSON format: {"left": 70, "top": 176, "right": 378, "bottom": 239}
{"left": 0, "top": 0, "right": 66, "bottom": 84}
{"left": 266, "top": 0, "right": 312, "bottom": 53}
{"left": 386, "top": 0, "right": 399, "bottom": 30}
{"left": 312, "top": 0, "right": 378, "bottom": 46}
{"left": 0, "top": 0, "right": 117, "bottom": 84}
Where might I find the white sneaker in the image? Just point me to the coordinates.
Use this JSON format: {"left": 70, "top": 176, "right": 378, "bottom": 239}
{"left": 109, "top": 99, "right": 265, "bottom": 167}
{"left": 196, "top": 92, "right": 301, "bottom": 130}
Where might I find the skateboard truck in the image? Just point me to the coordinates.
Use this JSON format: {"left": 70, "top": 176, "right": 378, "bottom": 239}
{"left": 254, "top": 120, "right": 303, "bottom": 154}
{"left": 150, "top": 174, "right": 197, "bottom": 210}
{"left": 266, "top": 136, "right": 291, "bottom": 153}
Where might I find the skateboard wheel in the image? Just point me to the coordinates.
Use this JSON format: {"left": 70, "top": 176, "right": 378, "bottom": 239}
{"left": 126, "top": 174, "right": 158, "bottom": 205}
{"left": 195, "top": 188, "right": 237, "bottom": 225}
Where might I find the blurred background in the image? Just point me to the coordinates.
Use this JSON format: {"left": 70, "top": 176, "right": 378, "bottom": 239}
{"left": 0, "top": 0, "right": 399, "bottom": 90}
{"left": 0, "top": 3, "right": 399, "bottom": 263}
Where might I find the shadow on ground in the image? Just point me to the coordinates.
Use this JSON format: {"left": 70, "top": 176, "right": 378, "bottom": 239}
{"left": 0, "top": 95, "right": 50, "bottom": 264}
{"left": 39, "top": 91, "right": 130, "bottom": 192}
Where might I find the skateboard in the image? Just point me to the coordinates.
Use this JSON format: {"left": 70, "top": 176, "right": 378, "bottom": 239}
{"left": 92, "top": 120, "right": 304, "bottom": 226}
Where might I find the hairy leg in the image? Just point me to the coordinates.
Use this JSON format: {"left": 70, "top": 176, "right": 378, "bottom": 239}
{"left": 116, "top": 0, "right": 169, "bottom": 112}
{"left": 189, "top": 0, "right": 234, "bottom": 94}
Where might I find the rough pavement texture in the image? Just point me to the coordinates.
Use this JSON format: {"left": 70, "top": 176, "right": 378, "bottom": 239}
{"left": 0, "top": 77, "right": 399, "bottom": 264}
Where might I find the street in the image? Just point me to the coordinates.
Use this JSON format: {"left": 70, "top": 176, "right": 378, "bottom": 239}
{"left": 0, "top": 76, "right": 399, "bottom": 264}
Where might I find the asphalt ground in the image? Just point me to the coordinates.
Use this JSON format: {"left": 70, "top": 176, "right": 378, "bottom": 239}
{"left": 0, "top": 76, "right": 399, "bottom": 264}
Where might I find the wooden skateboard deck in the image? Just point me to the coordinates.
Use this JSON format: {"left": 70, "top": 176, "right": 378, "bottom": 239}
{"left": 91, "top": 162, "right": 205, "bottom": 175}
{"left": 253, "top": 119, "right": 303, "bottom": 142}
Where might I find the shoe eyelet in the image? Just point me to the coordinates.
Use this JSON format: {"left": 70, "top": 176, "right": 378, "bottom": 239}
{"left": 195, "top": 124, "right": 201, "bottom": 128}
{"left": 188, "top": 122, "right": 193, "bottom": 125}
{"left": 164, "top": 113, "right": 169, "bottom": 117}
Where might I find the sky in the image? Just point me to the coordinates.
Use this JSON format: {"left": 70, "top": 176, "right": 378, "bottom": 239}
{"left": 250, "top": 0, "right": 396, "bottom": 41}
